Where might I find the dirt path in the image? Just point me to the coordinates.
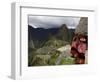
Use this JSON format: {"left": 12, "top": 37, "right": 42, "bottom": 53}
{"left": 57, "top": 45, "right": 71, "bottom": 52}
{"left": 55, "top": 45, "right": 71, "bottom": 65}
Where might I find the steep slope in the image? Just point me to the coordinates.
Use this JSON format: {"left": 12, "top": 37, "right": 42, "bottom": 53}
{"left": 56, "top": 24, "right": 69, "bottom": 41}
{"left": 75, "top": 17, "right": 88, "bottom": 34}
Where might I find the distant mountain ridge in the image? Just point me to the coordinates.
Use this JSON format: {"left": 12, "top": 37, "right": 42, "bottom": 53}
{"left": 28, "top": 24, "right": 75, "bottom": 49}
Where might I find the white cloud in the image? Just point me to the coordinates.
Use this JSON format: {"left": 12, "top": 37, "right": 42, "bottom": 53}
{"left": 28, "top": 15, "right": 80, "bottom": 29}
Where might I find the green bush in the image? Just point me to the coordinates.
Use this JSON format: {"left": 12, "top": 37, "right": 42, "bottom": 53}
{"left": 60, "top": 57, "right": 75, "bottom": 65}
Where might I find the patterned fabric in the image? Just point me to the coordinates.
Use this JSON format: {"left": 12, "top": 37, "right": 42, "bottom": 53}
{"left": 70, "top": 35, "right": 87, "bottom": 57}
{"left": 78, "top": 42, "right": 86, "bottom": 54}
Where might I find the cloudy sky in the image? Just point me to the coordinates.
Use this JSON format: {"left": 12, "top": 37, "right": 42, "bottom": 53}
{"left": 28, "top": 15, "right": 80, "bottom": 29}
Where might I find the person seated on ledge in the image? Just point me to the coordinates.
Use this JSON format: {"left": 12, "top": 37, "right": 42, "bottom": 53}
{"left": 70, "top": 34, "right": 87, "bottom": 64}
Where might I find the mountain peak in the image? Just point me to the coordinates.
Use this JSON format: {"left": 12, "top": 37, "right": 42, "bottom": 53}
{"left": 58, "top": 24, "right": 68, "bottom": 33}
{"left": 60, "top": 24, "right": 68, "bottom": 29}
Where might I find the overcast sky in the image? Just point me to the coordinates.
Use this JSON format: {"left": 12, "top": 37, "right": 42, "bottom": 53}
{"left": 28, "top": 15, "right": 80, "bottom": 29}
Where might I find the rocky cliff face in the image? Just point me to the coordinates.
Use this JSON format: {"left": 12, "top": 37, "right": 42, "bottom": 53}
{"left": 75, "top": 17, "right": 88, "bottom": 34}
